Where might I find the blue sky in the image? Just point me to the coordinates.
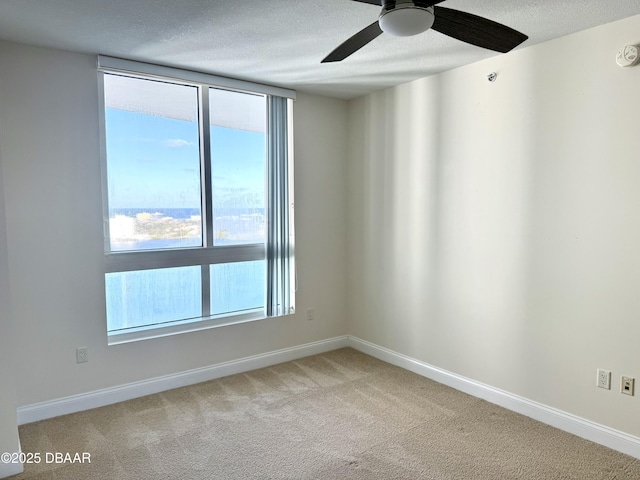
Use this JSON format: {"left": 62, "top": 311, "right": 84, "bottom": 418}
{"left": 105, "top": 108, "right": 265, "bottom": 210}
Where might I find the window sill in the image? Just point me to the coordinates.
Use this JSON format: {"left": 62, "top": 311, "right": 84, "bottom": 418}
{"left": 107, "top": 310, "right": 267, "bottom": 345}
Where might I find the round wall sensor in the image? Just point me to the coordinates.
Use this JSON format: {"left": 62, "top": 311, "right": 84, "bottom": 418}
{"left": 616, "top": 45, "right": 639, "bottom": 67}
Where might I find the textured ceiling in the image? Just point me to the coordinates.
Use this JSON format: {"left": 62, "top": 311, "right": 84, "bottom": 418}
{"left": 1, "top": 0, "right": 640, "bottom": 99}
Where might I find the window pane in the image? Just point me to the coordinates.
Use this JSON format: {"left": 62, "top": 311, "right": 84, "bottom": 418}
{"left": 210, "top": 89, "right": 266, "bottom": 246}
{"left": 210, "top": 261, "right": 265, "bottom": 315}
{"left": 104, "top": 74, "right": 202, "bottom": 252}
{"left": 105, "top": 266, "right": 202, "bottom": 332}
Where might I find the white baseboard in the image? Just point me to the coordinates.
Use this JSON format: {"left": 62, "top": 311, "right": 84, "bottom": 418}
{"left": 17, "top": 336, "right": 349, "bottom": 425}
{"left": 348, "top": 336, "right": 640, "bottom": 460}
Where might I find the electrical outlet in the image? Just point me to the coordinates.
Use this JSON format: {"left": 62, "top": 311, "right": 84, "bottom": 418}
{"left": 621, "top": 376, "right": 635, "bottom": 396}
{"left": 597, "top": 369, "right": 611, "bottom": 389}
{"left": 306, "top": 308, "right": 315, "bottom": 321}
{"left": 76, "top": 347, "right": 88, "bottom": 364}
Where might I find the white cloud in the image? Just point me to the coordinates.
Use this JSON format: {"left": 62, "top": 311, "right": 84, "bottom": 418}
{"left": 163, "top": 138, "right": 194, "bottom": 148}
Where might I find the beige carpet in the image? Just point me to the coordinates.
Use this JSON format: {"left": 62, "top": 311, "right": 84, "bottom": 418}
{"left": 11, "top": 348, "right": 640, "bottom": 479}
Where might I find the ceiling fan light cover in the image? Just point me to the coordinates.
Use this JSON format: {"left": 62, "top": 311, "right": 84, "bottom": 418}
{"left": 378, "top": 7, "right": 435, "bottom": 37}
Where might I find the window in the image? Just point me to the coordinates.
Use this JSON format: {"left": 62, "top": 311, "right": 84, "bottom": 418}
{"left": 98, "top": 57, "right": 295, "bottom": 343}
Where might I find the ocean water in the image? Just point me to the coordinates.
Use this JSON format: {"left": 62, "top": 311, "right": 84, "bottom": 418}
{"left": 106, "top": 260, "right": 266, "bottom": 332}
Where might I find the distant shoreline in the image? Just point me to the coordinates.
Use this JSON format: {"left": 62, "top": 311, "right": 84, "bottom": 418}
{"left": 110, "top": 207, "right": 264, "bottom": 220}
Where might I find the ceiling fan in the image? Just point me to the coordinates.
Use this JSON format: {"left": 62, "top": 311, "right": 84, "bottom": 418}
{"left": 322, "top": 0, "right": 528, "bottom": 63}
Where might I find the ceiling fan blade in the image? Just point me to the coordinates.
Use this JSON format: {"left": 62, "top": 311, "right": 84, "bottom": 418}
{"left": 351, "top": 0, "right": 381, "bottom": 4}
{"left": 322, "top": 21, "right": 383, "bottom": 63}
{"left": 432, "top": 6, "right": 528, "bottom": 53}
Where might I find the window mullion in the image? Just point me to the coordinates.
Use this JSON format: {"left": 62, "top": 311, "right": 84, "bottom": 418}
{"left": 104, "top": 245, "right": 266, "bottom": 273}
{"left": 200, "top": 86, "right": 214, "bottom": 248}
{"left": 201, "top": 264, "right": 210, "bottom": 318}
{"left": 199, "top": 86, "right": 213, "bottom": 317}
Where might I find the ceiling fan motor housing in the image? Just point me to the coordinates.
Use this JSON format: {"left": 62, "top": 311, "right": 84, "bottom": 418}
{"left": 379, "top": 1, "right": 435, "bottom": 37}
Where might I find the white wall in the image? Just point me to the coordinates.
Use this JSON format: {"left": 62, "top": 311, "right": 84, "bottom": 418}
{"left": 348, "top": 14, "right": 640, "bottom": 437}
{"left": 0, "top": 117, "right": 22, "bottom": 477}
{"left": 0, "top": 41, "right": 348, "bottom": 406}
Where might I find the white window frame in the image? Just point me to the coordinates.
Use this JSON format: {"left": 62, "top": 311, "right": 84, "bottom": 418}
{"left": 97, "top": 57, "right": 295, "bottom": 345}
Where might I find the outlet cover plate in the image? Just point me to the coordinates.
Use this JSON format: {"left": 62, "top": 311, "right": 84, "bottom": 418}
{"left": 597, "top": 369, "right": 611, "bottom": 389}
{"left": 76, "top": 347, "right": 88, "bottom": 364}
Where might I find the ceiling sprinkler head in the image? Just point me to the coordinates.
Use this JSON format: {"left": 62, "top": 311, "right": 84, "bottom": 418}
{"left": 487, "top": 72, "right": 498, "bottom": 82}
